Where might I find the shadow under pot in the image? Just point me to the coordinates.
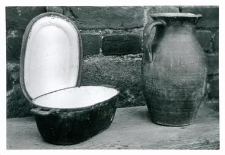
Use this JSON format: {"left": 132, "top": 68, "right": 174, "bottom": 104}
{"left": 20, "top": 12, "right": 119, "bottom": 145}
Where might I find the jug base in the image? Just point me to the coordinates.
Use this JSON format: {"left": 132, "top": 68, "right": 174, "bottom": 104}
{"left": 149, "top": 108, "right": 198, "bottom": 127}
{"left": 151, "top": 120, "right": 193, "bottom": 127}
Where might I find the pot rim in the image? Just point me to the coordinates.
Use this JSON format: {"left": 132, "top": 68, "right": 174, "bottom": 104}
{"left": 31, "top": 85, "right": 120, "bottom": 111}
{"left": 151, "top": 13, "right": 202, "bottom": 18}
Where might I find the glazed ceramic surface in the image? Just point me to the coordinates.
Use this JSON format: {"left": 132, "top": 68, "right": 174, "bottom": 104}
{"left": 142, "top": 13, "right": 207, "bottom": 126}
{"left": 20, "top": 12, "right": 119, "bottom": 145}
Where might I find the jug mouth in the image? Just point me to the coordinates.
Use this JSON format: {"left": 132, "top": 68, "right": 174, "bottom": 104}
{"left": 151, "top": 13, "right": 202, "bottom": 18}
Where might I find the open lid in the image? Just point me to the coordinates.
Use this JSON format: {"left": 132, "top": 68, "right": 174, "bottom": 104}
{"left": 20, "top": 12, "right": 83, "bottom": 102}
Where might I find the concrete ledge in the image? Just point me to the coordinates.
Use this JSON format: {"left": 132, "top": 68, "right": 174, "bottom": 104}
{"left": 7, "top": 105, "right": 219, "bottom": 149}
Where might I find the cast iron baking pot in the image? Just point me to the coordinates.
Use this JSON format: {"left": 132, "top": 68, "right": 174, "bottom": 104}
{"left": 31, "top": 86, "right": 119, "bottom": 145}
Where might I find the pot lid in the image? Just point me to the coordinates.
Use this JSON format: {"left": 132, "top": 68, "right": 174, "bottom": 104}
{"left": 20, "top": 12, "right": 83, "bottom": 102}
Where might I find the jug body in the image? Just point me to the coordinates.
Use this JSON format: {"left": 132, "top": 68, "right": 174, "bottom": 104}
{"left": 142, "top": 13, "right": 207, "bottom": 126}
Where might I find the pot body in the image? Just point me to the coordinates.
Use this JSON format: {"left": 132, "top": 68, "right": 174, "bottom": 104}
{"left": 142, "top": 14, "right": 207, "bottom": 126}
{"left": 31, "top": 95, "right": 118, "bottom": 145}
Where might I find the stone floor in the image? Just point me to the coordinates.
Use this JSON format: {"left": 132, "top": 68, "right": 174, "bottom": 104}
{"left": 7, "top": 105, "right": 219, "bottom": 150}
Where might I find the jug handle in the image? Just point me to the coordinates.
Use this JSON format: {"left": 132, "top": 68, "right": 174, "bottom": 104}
{"left": 143, "top": 20, "right": 166, "bottom": 62}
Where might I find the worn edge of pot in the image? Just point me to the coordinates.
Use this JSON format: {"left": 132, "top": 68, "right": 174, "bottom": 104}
{"left": 31, "top": 85, "right": 120, "bottom": 112}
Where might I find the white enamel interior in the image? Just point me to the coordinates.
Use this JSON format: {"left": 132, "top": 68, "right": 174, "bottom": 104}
{"left": 24, "top": 16, "right": 80, "bottom": 99}
{"left": 33, "top": 86, "right": 119, "bottom": 109}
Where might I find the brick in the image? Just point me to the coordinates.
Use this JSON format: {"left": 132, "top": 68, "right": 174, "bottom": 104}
{"left": 7, "top": 85, "right": 33, "bottom": 118}
{"left": 102, "top": 34, "right": 142, "bottom": 56}
{"left": 58, "top": 6, "right": 144, "bottom": 30}
{"left": 180, "top": 6, "right": 219, "bottom": 28}
{"left": 207, "top": 75, "right": 219, "bottom": 99}
{"left": 81, "top": 55, "right": 145, "bottom": 107}
{"left": 204, "top": 99, "right": 219, "bottom": 111}
{"left": 46, "top": 6, "right": 63, "bottom": 14}
{"left": 7, "top": 63, "right": 20, "bottom": 91}
{"left": 213, "top": 31, "right": 219, "bottom": 53}
{"left": 206, "top": 54, "right": 219, "bottom": 75}
{"left": 6, "top": 35, "right": 23, "bottom": 62}
{"left": 6, "top": 7, "right": 46, "bottom": 32}
{"left": 6, "top": 7, "right": 46, "bottom": 61}
{"left": 81, "top": 34, "right": 101, "bottom": 55}
{"left": 196, "top": 30, "right": 212, "bottom": 53}
{"left": 147, "top": 6, "right": 179, "bottom": 23}
{"left": 7, "top": 68, "right": 13, "bottom": 91}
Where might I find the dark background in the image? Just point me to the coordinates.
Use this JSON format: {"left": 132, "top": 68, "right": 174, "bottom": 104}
{"left": 6, "top": 6, "right": 219, "bottom": 118}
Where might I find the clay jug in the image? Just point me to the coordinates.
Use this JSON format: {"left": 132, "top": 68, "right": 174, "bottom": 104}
{"left": 142, "top": 13, "right": 207, "bottom": 126}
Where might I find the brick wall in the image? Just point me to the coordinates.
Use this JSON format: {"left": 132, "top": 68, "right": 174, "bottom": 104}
{"left": 6, "top": 6, "right": 219, "bottom": 118}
